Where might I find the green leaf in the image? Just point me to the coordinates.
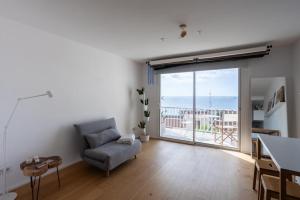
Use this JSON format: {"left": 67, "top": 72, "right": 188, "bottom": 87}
{"left": 136, "top": 88, "right": 144, "bottom": 95}
{"left": 144, "top": 111, "right": 150, "bottom": 117}
{"left": 144, "top": 98, "right": 149, "bottom": 105}
{"left": 138, "top": 121, "right": 146, "bottom": 129}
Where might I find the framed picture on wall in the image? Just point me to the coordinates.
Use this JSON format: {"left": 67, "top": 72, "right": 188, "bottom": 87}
{"left": 271, "top": 92, "right": 276, "bottom": 108}
{"left": 276, "top": 86, "right": 285, "bottom": 103}
{"left": 267, "top": 100, "right": 272, "bottom": 112}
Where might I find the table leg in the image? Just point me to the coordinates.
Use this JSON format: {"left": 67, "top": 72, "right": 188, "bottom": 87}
{"left": 36, "top": 176, "right": 41, "bottom": 200}
{"left": 30, "top": 176, "right": 34, "bottom": 200}
{"left": 257, "top": 138, "right": 262, "bottom": 160}
{"left": 279, "top": 170, "right": 287, "bottom": 200}
{"left": 56, "top": 167, "right": 61, "bottom": 188}
{"left": 30, "top": 175, "right": 43, "bottom": 200}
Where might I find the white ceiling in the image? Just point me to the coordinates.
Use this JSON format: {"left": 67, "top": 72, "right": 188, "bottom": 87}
{"left": 1, "top": 0, "right": 300, "bottom": 61}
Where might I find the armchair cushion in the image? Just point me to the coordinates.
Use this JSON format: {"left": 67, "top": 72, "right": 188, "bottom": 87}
{"left": 84, "top": 139, "right": 142, "bottom": 169}
{"left": 74, "top": 118, "right": 117, "bottom": 156}
{"left": 85, "top": 128, "right": 121, "bottom": 148}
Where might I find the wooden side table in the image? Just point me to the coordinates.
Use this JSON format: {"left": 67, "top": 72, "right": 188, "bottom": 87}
{"left": 20, "top": 156, "right": 62, "bottom": 200}
{"left": 21, "top": 164, "right": 48, "bottom": 200}
{"left": 40, "top": 156, "right": 62, "bottom": 188}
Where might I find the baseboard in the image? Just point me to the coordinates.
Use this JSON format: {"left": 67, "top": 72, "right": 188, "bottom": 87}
{"left": 149, "top": 135, "right": 160, "bottom": 139}
{"left": 9, "top": 158, "right": 82, "bottom": 192}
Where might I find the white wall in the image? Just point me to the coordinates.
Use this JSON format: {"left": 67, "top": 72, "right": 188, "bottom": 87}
{"left": 0, "top": 17, "right": 143, "bottom": 190}
{"left": 146, "top": 45, "right": 293, "bottom": 153}
{"left": 240, "top": 45, "right": 293, "bottom": 152}
{"left": 292, "top": 39, "right": 300, "bottom": 138}
{"left": 263, "top": 78, "right": 288, "bottom": 137}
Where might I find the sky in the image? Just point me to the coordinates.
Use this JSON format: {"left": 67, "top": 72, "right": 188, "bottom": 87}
{"left": 161, "top": 68, "right": 238, "bottom": 97}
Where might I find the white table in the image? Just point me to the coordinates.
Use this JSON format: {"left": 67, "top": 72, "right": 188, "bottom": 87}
{"left": 257, "top": 134, "right": 300, "bottom": 200}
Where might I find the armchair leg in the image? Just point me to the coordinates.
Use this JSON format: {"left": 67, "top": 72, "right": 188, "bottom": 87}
{"left": 106, "top": 169, "right": 110, "bottom": 177}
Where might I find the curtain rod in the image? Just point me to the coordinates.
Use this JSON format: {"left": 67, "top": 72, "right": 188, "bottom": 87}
{"left": 148, "top": 45, "right": 272, "bottom": 70}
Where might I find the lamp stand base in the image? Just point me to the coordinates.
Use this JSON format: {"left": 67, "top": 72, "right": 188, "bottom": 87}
{"left": 0, "top": 192, "right": 17, "bottom": 200}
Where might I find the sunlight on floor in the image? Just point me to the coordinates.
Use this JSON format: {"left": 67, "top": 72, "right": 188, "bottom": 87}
{"left": 222, "top": 149, "right": 255, "bottom": 164}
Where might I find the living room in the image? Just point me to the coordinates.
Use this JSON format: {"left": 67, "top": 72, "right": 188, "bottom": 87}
{"left": 1, "top": 1, "right": 300, "bottom": 200}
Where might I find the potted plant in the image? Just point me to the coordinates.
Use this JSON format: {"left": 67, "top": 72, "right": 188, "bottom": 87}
{"left": 136, "top": 87, "right": 150, "bottom": 142}
{"left": 138, "top": 121, "right": 146, "bottom": 135}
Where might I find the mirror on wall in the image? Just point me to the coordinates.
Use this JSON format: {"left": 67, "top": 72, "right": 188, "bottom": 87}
{"left": 250, "top": 77, "right": 288, "bottom": 137}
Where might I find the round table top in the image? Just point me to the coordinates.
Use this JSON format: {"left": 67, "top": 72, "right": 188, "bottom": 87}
{"left": 22, "top": 164, "right": 48, "bottom": 177}
{"left": 20, "top": 156, "right": 62, "bottom": 177}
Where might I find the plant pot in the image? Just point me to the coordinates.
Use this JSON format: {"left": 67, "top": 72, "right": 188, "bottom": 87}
{"left": 132, "top": 127, "right": 146, "bottom": 138}
{"left": 132, "top": 127, "right": 140, "bottom": 138}
{"left": 140, "top": 127, "right": 146, "bottom": 135}
{"left": 140, "top": 135, "right": 150, "bottom": 142}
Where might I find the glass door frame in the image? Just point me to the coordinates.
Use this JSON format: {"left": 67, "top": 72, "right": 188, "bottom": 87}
{"left": 158, "top": 68, "right": 241, "bottom": 151}
{"left": 158, "top": 71, "right": 195, "bottom": 145}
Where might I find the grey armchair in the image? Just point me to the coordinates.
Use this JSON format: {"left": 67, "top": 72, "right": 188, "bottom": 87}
{"left": 74, "top": 118, "right": 141, "bottom": 176}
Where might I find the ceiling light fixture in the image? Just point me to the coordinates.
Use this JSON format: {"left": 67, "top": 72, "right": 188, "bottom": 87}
{"left": 160, "top": 24, "right": 192, "bottom": 41}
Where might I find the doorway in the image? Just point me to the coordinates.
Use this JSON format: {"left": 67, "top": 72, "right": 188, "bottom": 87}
{"left": 160, "top": 68, "right": 240, "bottom": 149}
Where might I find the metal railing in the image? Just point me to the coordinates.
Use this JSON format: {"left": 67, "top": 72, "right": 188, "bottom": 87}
{"left": 160, "top": 106, "right": 238, "bottom": 133}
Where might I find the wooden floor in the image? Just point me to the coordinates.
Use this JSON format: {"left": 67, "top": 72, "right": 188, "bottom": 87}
{"left": 15, "top": 140, "right": 257, "bottom": 200}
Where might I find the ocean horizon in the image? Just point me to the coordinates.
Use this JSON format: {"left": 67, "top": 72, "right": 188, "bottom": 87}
{"left": 161, "top": 96, "right": 238, "bottom": 110}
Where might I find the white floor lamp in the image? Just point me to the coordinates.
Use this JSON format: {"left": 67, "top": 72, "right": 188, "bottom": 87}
{"left": 0, "top": 91, "right": 53, "bottom": 200}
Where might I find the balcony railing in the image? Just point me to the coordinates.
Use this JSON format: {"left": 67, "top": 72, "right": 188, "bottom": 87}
{"left": 160, "top": 107, "right": 239, "bottom": 147}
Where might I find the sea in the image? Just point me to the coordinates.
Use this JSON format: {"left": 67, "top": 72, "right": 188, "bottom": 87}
{"left": 161, "top": 96, "right": 238, "bottom": 110}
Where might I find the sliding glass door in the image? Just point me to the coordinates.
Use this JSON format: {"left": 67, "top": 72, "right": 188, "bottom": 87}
{"left": 160, "top": 68, "right": 239, "bottom": 149}
{"left": 160, "top": 72, "right": 194, "bottom": 142}
{"left": 195, "top": 68, "right": 239, "bottom": 148}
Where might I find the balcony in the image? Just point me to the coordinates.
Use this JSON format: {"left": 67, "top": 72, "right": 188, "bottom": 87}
{"left": 160, "top": 107, "right": 239, "bottom": 148}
